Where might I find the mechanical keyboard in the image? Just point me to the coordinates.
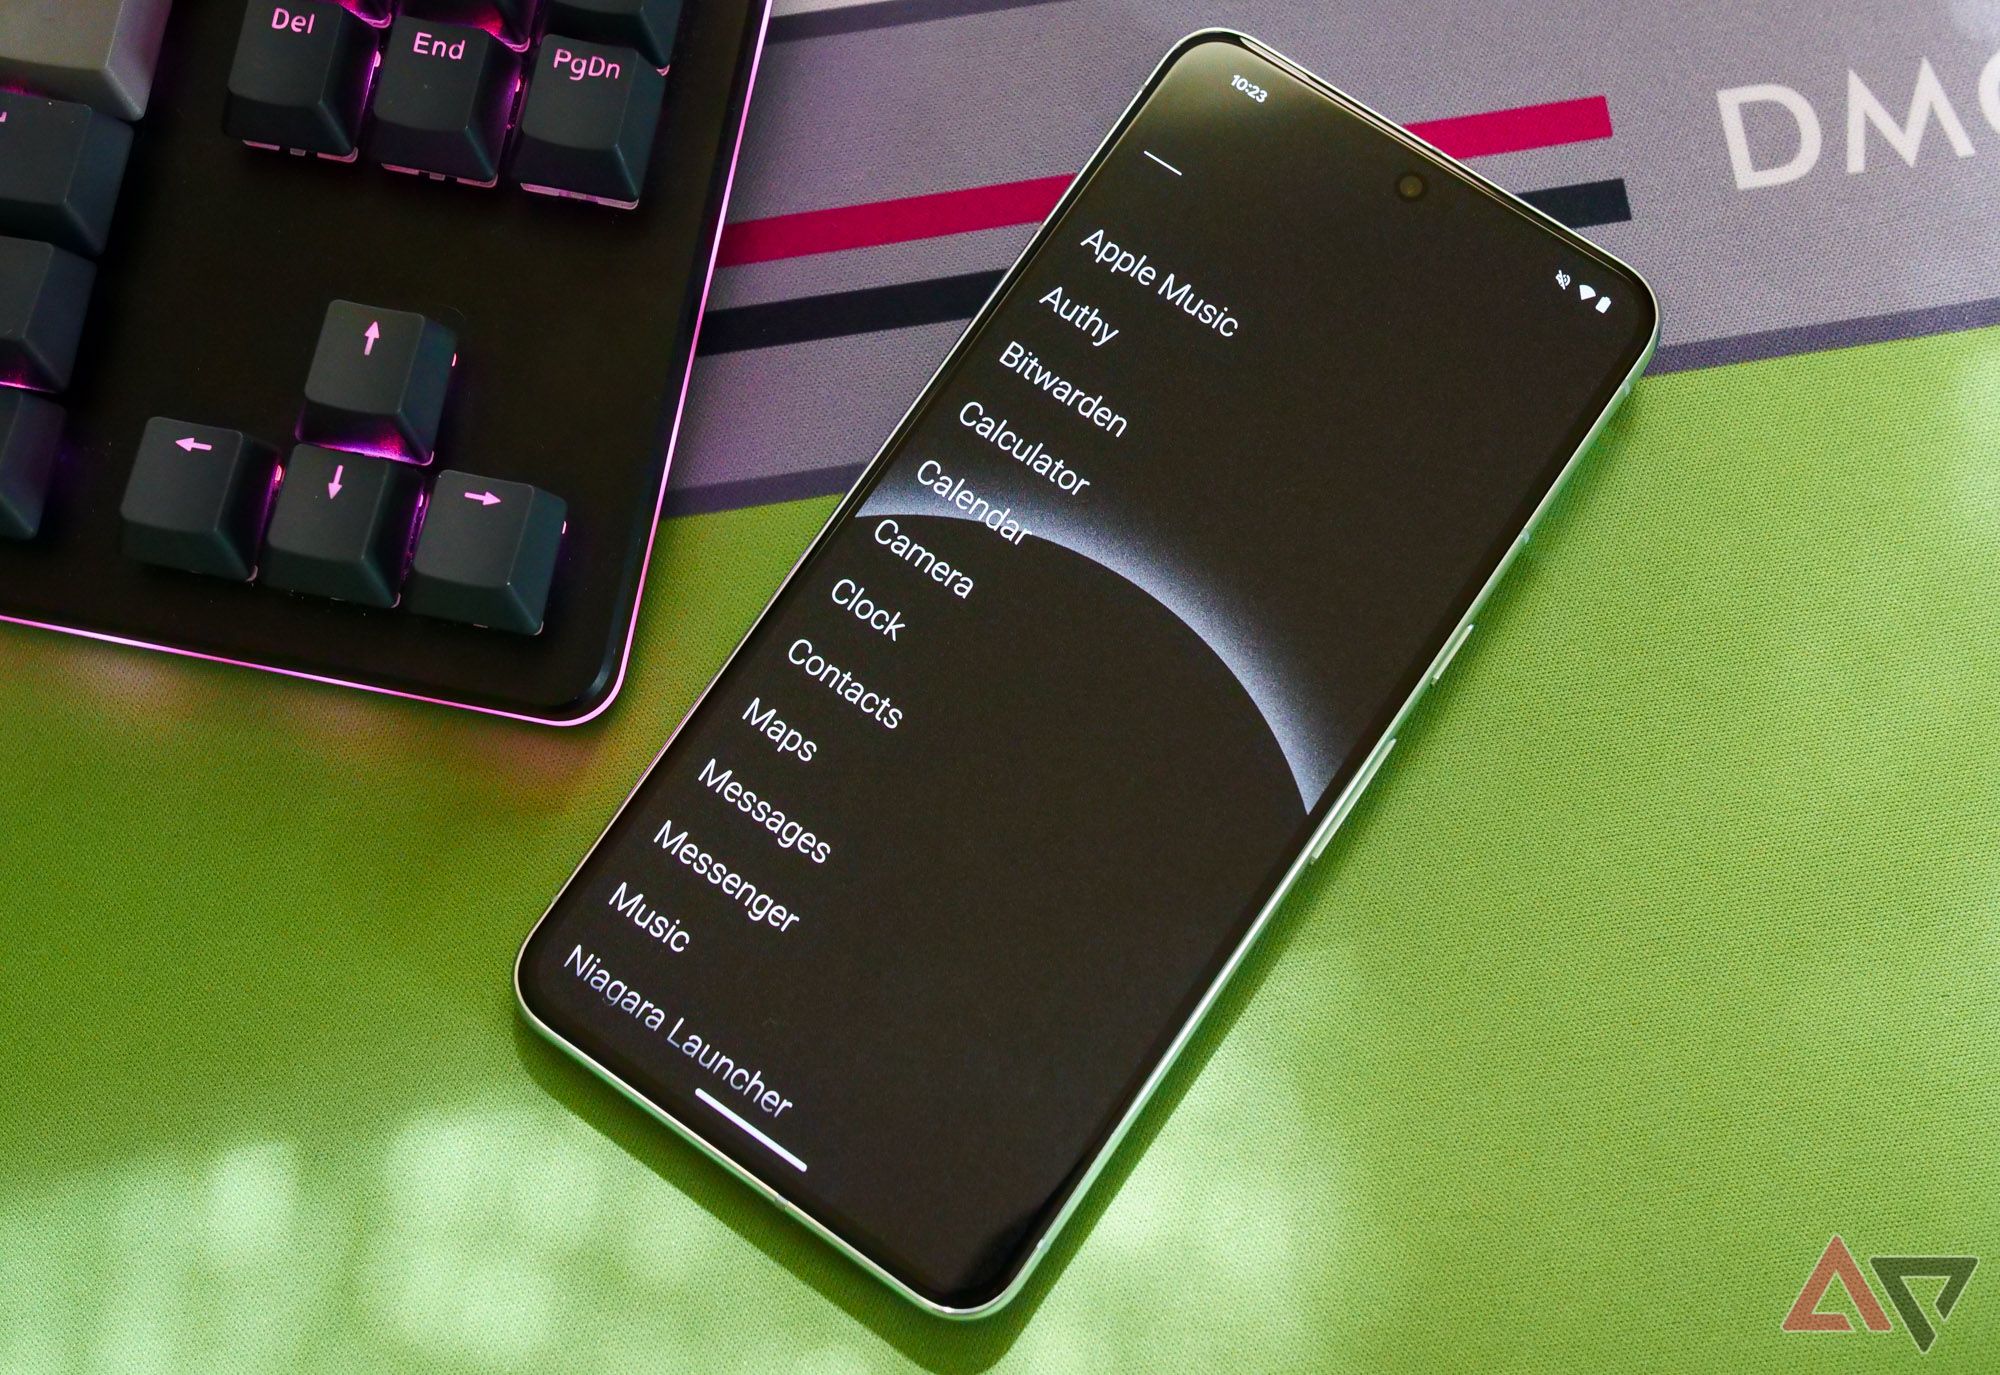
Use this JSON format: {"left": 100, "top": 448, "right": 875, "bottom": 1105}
{"left": 0, "top": 0, "right": 769, "bottom": 722}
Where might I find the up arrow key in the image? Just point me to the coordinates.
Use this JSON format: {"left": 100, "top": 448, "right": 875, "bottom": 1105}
{"left": 300, "top": 302, "right": 458, "bottom": 462}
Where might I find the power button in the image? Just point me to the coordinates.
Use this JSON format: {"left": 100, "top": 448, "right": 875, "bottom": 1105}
{"left": 1309, "top": 736, "right": 1397, "bottom": 862}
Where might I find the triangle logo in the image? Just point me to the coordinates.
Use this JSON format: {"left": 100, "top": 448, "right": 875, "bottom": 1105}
{"left": 1782, "top": 1235, "right": 1892, "bottom": 1334}
{"left": 1870, "top": 1255, "right": 1979, "bottom": 1354}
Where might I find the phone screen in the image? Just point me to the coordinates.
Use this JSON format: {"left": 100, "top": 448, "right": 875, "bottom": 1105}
{"left": 518, "top": 34, "right": 1654, "bottom": 1312}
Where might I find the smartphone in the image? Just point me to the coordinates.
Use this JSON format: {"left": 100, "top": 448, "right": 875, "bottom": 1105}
{"left": 516, "top": 30, "right": 1658, "bottom": 1318}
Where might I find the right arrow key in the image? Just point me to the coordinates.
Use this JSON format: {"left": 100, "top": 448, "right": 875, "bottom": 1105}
{"left": 406, "top": 471, "right": 567, "bottom": 634}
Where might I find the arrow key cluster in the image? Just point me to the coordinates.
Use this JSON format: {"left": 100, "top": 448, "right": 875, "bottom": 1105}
{"left": 117, "top": 292, "right": 564, "bottom": 630}
{"left": 119, "top": 428, "right": 567, "bottom": 633}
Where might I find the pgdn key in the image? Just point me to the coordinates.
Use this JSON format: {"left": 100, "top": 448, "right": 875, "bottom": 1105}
{"left": 511, "top": 37, "right": 664, "bottom": 209}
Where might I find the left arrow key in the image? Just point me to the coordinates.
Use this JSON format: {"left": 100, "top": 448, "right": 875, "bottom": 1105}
{"left": 119, "top": 419, "right": 280, "bottom": 580}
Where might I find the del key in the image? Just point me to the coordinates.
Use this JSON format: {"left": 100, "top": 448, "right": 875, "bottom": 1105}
{"left": 224, "top": 1, "right": 378, "bottom": 159}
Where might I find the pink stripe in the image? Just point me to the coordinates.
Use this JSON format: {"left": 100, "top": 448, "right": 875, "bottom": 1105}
{"left": 1405, "top": 95, "right": 1612, "bottom": 159}
{"left": 718, "top": 174, "right": 1073, "bottom": 267}
{"left": 717, "top": 95, "right": 1612, "bottom": 269}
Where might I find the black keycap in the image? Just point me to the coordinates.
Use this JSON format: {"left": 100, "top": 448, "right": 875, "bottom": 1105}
{"left": 0, "top": 0, "right": 173, "bottom": 121}
{"left": 511, "top": 38, "right": 664, "bottom": 209}
{"left": 223, "top": 0, "right": 377, "bottom": 159}
{"left": 401, "top": 1, "right": 542, "bottom": 49}
{"left": 299, "top": 300, "right": 458, "bottom": 461}
{"left": 0, "top": 92, "right": 135, "bottom": 258}
{"left": 545, "top": 0, "right": 682, "bottom": 69}
{"left": 262, "top": 446, "right": 422, "bottom": 606}
{"left": 407, "top": 471, "right": 566, "bottom": 632}
{"left": 0, "top": 390, "right": 63, "bottom": 541}
{"left": 119, "top": 418, "right": 279, "bottom": 580}
{"left": 367, "top": 20, "right": 521, "bottom": 186}
{"left": 0, "top": 236, "right": 95, "bottom": 394}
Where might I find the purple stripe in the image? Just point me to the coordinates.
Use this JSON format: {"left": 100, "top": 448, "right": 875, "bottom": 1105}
{"left": 1650, "top": 296, "right": 2000, "bottom": 375}
{"left": 769, "top": 0, "right": 1077, "bottom": 42}
{"left": 665, "top": 462, "right": 866, "bottom": 517}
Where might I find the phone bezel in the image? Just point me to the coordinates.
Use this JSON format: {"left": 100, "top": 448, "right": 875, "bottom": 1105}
{"left": 515, "top": 27, "right": 1661, "bottom": 1319}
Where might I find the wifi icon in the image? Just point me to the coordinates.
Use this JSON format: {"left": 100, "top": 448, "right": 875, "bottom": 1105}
{"left": 1577, "top": 283, "right": 1598, "bottom": 302}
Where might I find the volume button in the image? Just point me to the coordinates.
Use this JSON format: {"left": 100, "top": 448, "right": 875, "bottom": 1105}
{"left": 1310, "top": 736, "right": 1397, "bottom": 863}
{"left": 1430, "top": 621, "right": 1475, "bottom": 685}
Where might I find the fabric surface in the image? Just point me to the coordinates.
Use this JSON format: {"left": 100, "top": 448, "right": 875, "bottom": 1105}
{"left": 6, "top": 328, "right": 1999, "bottom": 1370}
{"left": 7, "top": 0, "right": 2000, "bottom": 1368}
